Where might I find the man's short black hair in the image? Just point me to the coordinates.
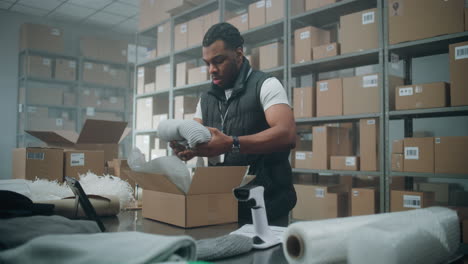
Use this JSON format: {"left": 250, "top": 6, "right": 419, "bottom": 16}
{"left": 203, "top": 22, "right": 244, "bottom": 50}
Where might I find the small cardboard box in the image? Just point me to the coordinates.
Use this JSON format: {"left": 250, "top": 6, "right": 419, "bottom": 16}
{"left": 343, "top": 74, "right": 380, "bottom": 115}
{"left": 127, "top": 166, "right": 247, "bottom": 228}
{"left": 55, "top": 59, "right": 76, "bottom": 81}
{"left": 25, "top": 119, "right": 129, "bottom": 163}
{"left": 388, "top": 0, "right": 464, "bottom": 45}
{"left": 339, "top": 8, "right": 378, "bottom": 54}
{"left": 176, "top": 62, "right": 196, "bottom": 87}
{"left": 312, "top": 126, "right": 353, "bottom": 170}
{"left": 175, "top": 23, "right": 188, "bottom": 51}
{"left": 330, "top": 156, "right": 359, "bottom": 171}
{"left": 155, "top": 64, "right": 171, "bottom": 91}
{"left": 249, "top": 1, "right": 266, "bottom": 29}
{"left": 434, "top": 136, "right": 468, "bottom": 174}
{"left": 294, "top": 26, "right": 330, "bottom": 63}
{"left": 395, "top": 82, "right": 450, "bottom": 110}
{"left": 188, "top": 17, "right": 204, "bottom": 47}
{"left": 23, "top": 55, "right": 52, "bottom": 79}
{"left": 266, "top": 0, "right": 284, "bottom": 23}
{"left": 20, "top": 23, "right": 64, "bottom": 53}
{"left": 392, "top": 139, "right": 404, "bottom": 154}
{"left": 157, "top": 22, "right": 171, "bottom": 56}
{"left": 188, "top": 66, "right": 209, "bottom": 84}
{"left": 403, "top": 137, "right": 434, "bottom": 173}
{"left": 80, "top": 36, "right": 128, "bottom": 64}
{"left": 360, "top": 119, "right": 379, "bottom": 171}
{"left": 13, "top": 148, "right": 64, "bottom": 182}
{"left": 28, "top": 87, "right": 63, "bottom": 106}
{"left": 449, "top": 41, "right": 468, "bottom": 106}
{"left": 291, "top": 0, "right": 304, "bottom": 15}
{"left": 293, "top": 87, "right": 315, "bottom": 119}
{"left": 316, "top": 78, "right": 342, "bottom": 117}
{"left": 391, "top": 153, "right": 404, "bottom": 172}
{"left": 390, "top": 190, "right": 435, "bottom": 212}
{"left": 415, "top": 182, "right": 452, "bottom": 206}
{"left": 63, "top": 92, "right": 76, "bottom": 106}
{"left": 294, "top": 151, "right": 313, "bottom": 169}
{"left": 351, "top": 188, "right": 379, "bottom": 216}
{"left": 293, "top": 184, "right": 348, "bottom": 220}
{"left": 259, "top": 41, "right": 283, "bottom": 70}
{"left": 64, "top": 150, "right": 105, "bottom": 179}
{"left": 312, "top": 42, "right": 339, "bottom": 60}
{"left": 226, "top": 13, "right": 249, "bottom": 32}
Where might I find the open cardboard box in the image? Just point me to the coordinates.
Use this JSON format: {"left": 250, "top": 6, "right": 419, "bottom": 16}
{"left": 127, "top": 166, "right": 248, "bottom": 228}
{"left": 25, "top": 119, "right": 131, "bottom": 163}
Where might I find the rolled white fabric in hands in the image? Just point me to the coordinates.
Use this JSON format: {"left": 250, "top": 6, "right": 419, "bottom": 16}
{"left": 158, "top": 120, "right": 211, "bottom": 148}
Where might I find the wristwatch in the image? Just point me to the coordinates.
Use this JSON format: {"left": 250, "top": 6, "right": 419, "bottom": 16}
{"left": 231, "top": 136, "right": 240, "bottom": 153}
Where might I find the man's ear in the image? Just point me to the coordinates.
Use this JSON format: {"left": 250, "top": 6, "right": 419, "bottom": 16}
{"left": 235, "top": 47, "right": 244, "bottom": 64}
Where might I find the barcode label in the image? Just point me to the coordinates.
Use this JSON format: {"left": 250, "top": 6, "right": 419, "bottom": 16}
{"left": 404, "top": 147, "right": 419, "bottom": 160}
{"left": 345, "top": 157, "right": 356, "bottom": 166}
{"left": 257, "top": 0, "right": 265, "bottom": 8}
{"left": 319, "top": 82, "right": 328, "bottom": 91}
{"left": 138, "top": 68, "right": 144, "bottom": 77}
{"left": 399, "top": 87, "right": 413, "bottom": 96}
{"left": 353, "top": 190, "right": 359, "bottom": 197}
{"left": 435, "top": 138, "right": 441, "bottom": 144}
{"left": 266, "top": 0, "right": 272, "bottom": 8}
{"left": 455, "top": 45, "right": 468, "bottom": 60}
{"left": 68, "top": 61, "right": 76, "bottom": 68}
{"left": 295, "top": 152, "right": 306, "bottom": 160}
{"left": 367, "top": 119, "right": 376, "bottom": 125}
{"left": 326, "top": 44, "right": 334, "bottom": 51}
{"left": 181, "top": 24, "right": 187, "bottom": 33}
{"left": 55, "top": 118, "right": 63, "bottom": 127}
{"left": 42, "top": 58, "right": 51, "bottom": 66}
{"left": 158, "top": 26, "right": 164, "bottom": 33}
{"left": 300, "top": 31, "right": 310, "bottom": 40}
{"left": 27, "top": 152, "right": 45, "bottom": 160}
{"left": 50, "top": 28, "right": 61, "bottom": 36}
{"left": 241, "top": 14, "right": 248, "bottom": 23}
{"left": 18, "top": 104, "right": 23, "bottom": 113}
{"left": 85, "top": 63, "right": 93, "bottom": 69}
{"left": 201, "top": 66, "right": 207, "bottom": 73}
{"left": 70, "top": 153, "right": 85, "bottom": 167}
{"left": 145, "top": 98, "right": 152, "bottom": 107}
{"left": 86, "top": 107, "right": 95, "bottom": 116}
{"left": 315, "top": 188, "right": 325, "bottom": 198}
{"left": 362, "top": 11, "right": 375, "bottom": 25}
{"left": 363, "top": 75, "right": 378, "bottom": 88}
{"left": 415, "top": 86, "right": 423, "bottom": 93}
{"left": 110, "top": 97, "right": 117, "bottom": 103}
{"left": 403, "top": 195, "right": 421, "bottom": 208}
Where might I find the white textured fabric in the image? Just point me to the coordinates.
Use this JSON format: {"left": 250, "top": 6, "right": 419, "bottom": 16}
{"left": 193, "top": 77, "right": 290, "bottom": 120}
{"left": 0, "top": 232, "right": 196, "bottom": 264}
{"left": 157, "top": 119, "right": 211, "bottom": 148}
{"left": 196, "top": 234, "right": 253, "bottom": 261}
{"left": 283, "top": 207, "right": 460, "bottom": 264}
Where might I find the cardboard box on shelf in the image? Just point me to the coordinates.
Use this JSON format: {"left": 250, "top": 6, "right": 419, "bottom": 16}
{"left": 312, "top": 126, "right": 353, "bottom": 170}
{"left": 339, "top": 8, "right": 378, "bottom": 54}
{"left": 188, "top": 17, "right": 204, "bottom": 47}
{"left": 127, "top": 166, "right": 248, "bottom": 227}
{"left": 226, "top": 13, "right": 249, "bottom": 32}
{"left": 80, "top": 89, "right": 100, "bottom": 108}
{"left": 63, "top": 92, "right": 76, "bottom": 106}
{"left": 176, "top": 62, "right": 196, "bottom": 87}
{"left": 64, "top": 150, "right": 105, "bottom": 179}
{"left": 395, "top": 82, "right": 450, "bottom": 110}
{"left": 174, "top": 96, "right": 198, "bottom": 120}
{"left": 152, "top": 114, "right": 169, "bottom": 130}
{"left": 305, "top": 0, "right": 338, "bottom": 11}
{"left": 80, "top": 36, "right": 128, "bottom": 64}
{"left": 249, "top": 1, "right": 266, "bottom": 29}
{"left": 343, "top": 74, "right": 380, "bottom": 115}
{"left": 136, "top": 135, "right": 151, "bottom": 161}
{"left": 22, "top": 55, "right": 52, "bottom": 79}
{"left": 259, "top": 42, "right": 283, "bottom": 70}
{"left": 139, "top": 0, "right": 169, "bottom": 31}
{"left": 403, "top": 137, "right": 434, "bottom": 173}
{"left": 157, "top": 22, "right": 171, "bottom": 56}
{"left": 434, "top": 136, "right": 468, "bottom": 174}
{"left": 101, "top": 97, "right": 125, "bottom": 112}
{"left": 20, "top": 23, "right": 64, "bottom": 53}
{"left": 312, "top": 42, "right": 339, "bottom": 60}
{"left": 294, "top": 151, "right": 313, "bottom": 169}
{"left": 293, "top": 184, "right": 348, "bottom": 220}
{"left": 82, "top": 62, "right": 103, "bottom": 84}
{"left": 54, "top": 59, "right": 76, "bottom": 81}
{"left": 155, "top": 64, "right": 171, "bottom": 91}
{"left": 390, "top": 190, "right": 435, "bottom": 212}
{"left": 266, "top": 0, "right": 284, "bottom": 23}
{"left": 293, "top": 86, "right": 315, "bottom": 119}
{"left": 109, "top": 67, "right": 128, "bottom": 88}
{"left": 360, "top": 118, "right": 379, "bottom": 171}
{"left": 294, "top": 26, "right": 330, "bottom": 64}
{"left": 449, "top": 41, "right": 468, "bottom": 107}
{"left": 351, "top": 188, "right": 379, "bottom": 216}
{"left": 136, "top": 97, "right": 153, "bottom": 130}
{"left": 28, "top": 87, "right": 63, "bottom": 106}
{"left": 415, "top": 182, "right": 452, "bottom": 206}
{"left": 137, "top": 67, "right": 155, "bottom": 94}
{"left": 174, "top": 23, "right": 188, "bottom": 51}
{"left": 391, "top": 153, "right": 404, "bottom": 172}
{"left": 316, "top": 78, "right": 342, "bottom": 117}
{"left": 392, "top": 139, "right": 404, "bottom": 154}
{"left": 330, "top": 156, "right": 359, "bottom": 171}
{"left": 12, "top": 148, "right": 64, "bottom": 182}
{"left": 188, "top": 66, "right": 209, "bottom": 85}
{"left": 388, "top": 0, "right": 464, "bottom": 45}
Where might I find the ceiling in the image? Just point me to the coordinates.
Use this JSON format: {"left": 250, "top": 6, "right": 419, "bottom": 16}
{"left": 0, "top": 0, "right": 139, "bottom": 34}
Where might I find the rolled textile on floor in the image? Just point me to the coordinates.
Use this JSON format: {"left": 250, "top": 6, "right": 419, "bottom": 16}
{"left": 283, "top": 207, "right": 460, "bottom": 264}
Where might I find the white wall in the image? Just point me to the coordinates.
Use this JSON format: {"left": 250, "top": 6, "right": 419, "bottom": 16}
{"left": 0, "top": 10, "right": 134, "bottom": 179}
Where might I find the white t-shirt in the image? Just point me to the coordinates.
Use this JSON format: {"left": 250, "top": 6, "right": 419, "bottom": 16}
{"left": 193, "top": 77, "right": 290, "bottom": 120}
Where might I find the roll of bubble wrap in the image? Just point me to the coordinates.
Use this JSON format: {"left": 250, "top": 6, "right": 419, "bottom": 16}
{"left": 283, "top": 207, "right": 460, "bottom": 264}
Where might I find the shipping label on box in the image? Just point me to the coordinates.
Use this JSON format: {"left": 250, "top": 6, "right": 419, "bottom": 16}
{"left": 294, "top": 151, "right": 313, "bottom": 169}
{"left": 403, "top": 137, "right": 434, "bottom": 173}
{"left": 64, "top": 150, "right": 104, "bottom": 179}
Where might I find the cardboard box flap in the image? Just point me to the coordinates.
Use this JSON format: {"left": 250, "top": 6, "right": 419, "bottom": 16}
{"left": 25, "top": 130, "right": 78, "bottom": 146}
{"left": 188, "top": 166, "right": 248, "bottom": 195}
{"left": 125, "top": 170, "right": 184, "bottom": 195}
{"left": 119, "top": 127, "right": 132, "bottom": 143}
{"left": 77, "top": 119, "right": 127, "bottom": 144}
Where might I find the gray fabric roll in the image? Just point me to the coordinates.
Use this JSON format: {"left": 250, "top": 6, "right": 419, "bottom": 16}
{"left": 0, "top": 232, "right": 196, "bottom": 264}
{"left": 196, "top": 234, "right": 253, "bottom": 261}
{"left": 0, "top": 215, "right": 100, "bottom": 250}
{"left": 158, "top": 120, "right": 211, "bottom": 148}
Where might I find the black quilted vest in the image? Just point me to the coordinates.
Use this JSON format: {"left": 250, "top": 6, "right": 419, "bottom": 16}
{"left": 200, "top": 58, "right": 297, "bottom": 221}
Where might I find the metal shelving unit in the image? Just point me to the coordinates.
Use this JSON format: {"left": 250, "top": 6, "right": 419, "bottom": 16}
{"left": 296, "top": 113, "right": 381, "bottom": 124}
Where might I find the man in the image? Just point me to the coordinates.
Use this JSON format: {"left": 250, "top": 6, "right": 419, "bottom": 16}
{"left": 171, "top": 22, "right": 296, "bottom": 226}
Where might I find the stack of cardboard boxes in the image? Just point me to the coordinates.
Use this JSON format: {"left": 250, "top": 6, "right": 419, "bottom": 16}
{"left": 174, "top": 11, "right": 219, "bottom": 51}
{"left": 246, "top": 0, "right": 285, "bottom": 30}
